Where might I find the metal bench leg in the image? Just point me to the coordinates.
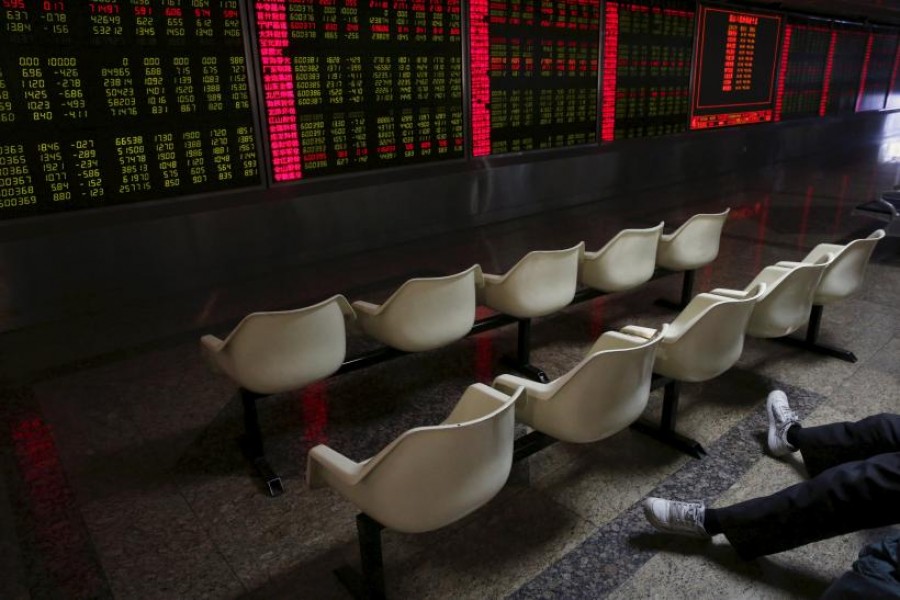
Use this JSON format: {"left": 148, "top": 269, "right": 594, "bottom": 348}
{"left": 239, "top": 389, "right": 284, "bottom": 497}
{"left": 500, "top": 319, "right": 550, "bottom": 383}
{"left": 774, "top": 305, "right": 858, "bottom": 363}
{"left": 335, "top": 514, "right": 387, "bottom": 600}
{"left": 630, "top": 380, "right": 706, "bottom": 458}
{"left": 655, "top": 270, "right": 695, "bottom": 311}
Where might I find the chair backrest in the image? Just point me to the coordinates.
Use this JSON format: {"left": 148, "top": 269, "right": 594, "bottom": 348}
{"left": 330, "top": 384, "right": 519, "bottom": 533}
{"left": 361, "top": 265, "right": 481, "bottom": 352}
{"left": 580, "top": 223, "right": 663, "bottom": 292}
{"left": 485, "top": 243, "right": 584, "bottom": 318}
{"left": 217, "top": 295, "right": 353, "bottom": 394}
{"left": 815, "top": 229, "right": 885, "bottom": 305}
{"left": 654, "top": 284, "right": 765, "bottom": 382}
{"left": 517, "top": 330, "right": 664, "bottom": 443}
{"left": 656, "top": 208, "right": 730, "bottom": 271}
{"left": 747, "top": 257, "right": 830, "bottom": 338}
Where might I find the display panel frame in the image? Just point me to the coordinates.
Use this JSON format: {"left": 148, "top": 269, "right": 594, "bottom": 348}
{"left": 688, "top": 3, "right": 784, "bottom": 130}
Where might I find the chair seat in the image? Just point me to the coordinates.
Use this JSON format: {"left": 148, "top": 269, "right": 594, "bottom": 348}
{"left": 307, "top": 384, "right": 522, "bottom": 533}
{"left": 493, "top": 327, "right": 665, "bottom": 443}
{"left": 656, "top": 209, "right": 730, "bottom": 272}
{"left": 638, "top": 284, "right": 766, "bottom": 382}
{"left": 580, "top": 223, "right": 663, "bottom": 293}
{"left": 353, "top": 265, "right": 482, "bottom": 352}
{"left": 481, "top": 243, "right": 584, "bottom": 319}
{"left": 201, "top": 295, "right": 355, "bottom": 395}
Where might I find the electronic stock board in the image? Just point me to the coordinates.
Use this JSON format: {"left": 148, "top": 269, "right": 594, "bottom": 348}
{"left": 470, "top": 0, "right": 601, "bottom": 155}
{"left": 0, "top": 0, "right": 260, "bottom": 219}
{"left": 773, "top": 19, "right": 829, "bottom": 121}
{"left": 601, "top": 0, "right": 694, "bottom": 142}
{"left": 254, "top": 0, "right": 465, "bottom": 181}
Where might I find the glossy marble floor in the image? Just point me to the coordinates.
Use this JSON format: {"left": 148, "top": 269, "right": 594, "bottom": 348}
{"left": 1, "top": 141, "right": 898, "bottom": 599}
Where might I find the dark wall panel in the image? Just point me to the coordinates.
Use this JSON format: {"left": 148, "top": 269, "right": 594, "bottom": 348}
{"left": 0, "top": 110, "right": 898, "bottom": 331}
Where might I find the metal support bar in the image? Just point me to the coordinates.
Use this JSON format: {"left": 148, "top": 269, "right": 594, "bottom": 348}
{"left": 630, "top": 379, "right": 706, "bottom": 458}
{"left": 513, "top": 430, "right": 559, "bottom": 462}
{"left": 654, "top": 269, "right": 696, "bottom": 311}
{"left": 806, "top": 304, "right": 823, "bottom": 344}
{"left": 335, "top": 346, "right": 409, "bottom": 376}
{"left": 240, "top": 389, "right": 284, "bottom": 497}
{"left": 500, "top": 319, "right": 549, "bottom": 383}
{"left": 334, "top": 514, "right": 387, "bottom": 600}
{"left": 773, "top": 305, "right": 858, "bottom": 363}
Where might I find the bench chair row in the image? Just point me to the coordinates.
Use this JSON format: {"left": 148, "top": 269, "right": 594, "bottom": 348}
{"left": 302, "top": 228, "right": 884, "bottom": 599}
{"left": 201, "top": 210, "right": 731, "bottom": 495}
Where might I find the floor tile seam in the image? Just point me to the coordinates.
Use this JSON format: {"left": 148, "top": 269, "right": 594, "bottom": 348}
{"left": 505, "top": 379, "right": 826, "bottom": 600}
{"left": 170, "top": 473, "right": 252, "bottom": 595}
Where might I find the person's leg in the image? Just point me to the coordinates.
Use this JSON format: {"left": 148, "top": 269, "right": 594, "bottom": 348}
{"left": 709, "top": 451, "right": 900, "bottom": 559}
{"left": 793, "top": 414, "right": 900, "bottom": 476}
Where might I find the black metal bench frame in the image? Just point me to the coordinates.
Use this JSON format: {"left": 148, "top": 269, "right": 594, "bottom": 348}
{"left": 238, "top": 266, "right": 706, "bottom": 497}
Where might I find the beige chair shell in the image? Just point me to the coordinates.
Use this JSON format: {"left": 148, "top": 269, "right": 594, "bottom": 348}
{"left": 714, "top": 255, "right": 832, "bottom": 339}
{"left": 580, "top": 223, "right": 664, "bottom": 292}
{"left": 353, "top": 265, "right": 483, "bottom": 352}
{"left": 624, "top": 283, "right": 766, "bottom": 382}
{"left": 776, "top": 229, "right": 885, "bottom": 305}
{"left": 656, "top": 209, "right": 730, "bottom": 271}
{"left": 480, "top": 243, "right": 585, "bottom": 319}
{"left": 200, "top": 295, "right": 355, "bottom": 395}
{"left": 307, "top": 384, "right": 521, "bottom": 534}
{"left": 493, "top": 326, "right": 666, "bottom": 443}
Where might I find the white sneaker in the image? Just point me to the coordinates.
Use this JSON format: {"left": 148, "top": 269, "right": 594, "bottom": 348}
{"left": 766, "top": 390, "right": 800, "bottom": 457}
{"left": 643, "top": 497, "right": 709, "bottom": 538}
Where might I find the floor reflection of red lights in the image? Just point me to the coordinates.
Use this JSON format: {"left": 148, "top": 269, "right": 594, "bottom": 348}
{"left": 10, "top": 415, "right": 108, "bottom": 598}
{"left": 300, "top": 382, "right": 329, "bottom": 450}
{"left": 475, "top": 333, "right": 494, "bottom": 383}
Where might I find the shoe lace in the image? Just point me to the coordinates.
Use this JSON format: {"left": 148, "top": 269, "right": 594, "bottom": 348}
{"left": 671, "top": 501, "right": 703, "bottom": 527}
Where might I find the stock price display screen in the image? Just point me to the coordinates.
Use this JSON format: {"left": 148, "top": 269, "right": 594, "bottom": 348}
{"left": 822, "top": 27, "right": 867, "bottom": 115}
{"left": 773, "top": 21, "right": 830, "bottom": 121}
{"left": 857, "top": 32, "right": 899, "bottom": 112}
{"left": 0, "top": 0, "right": 261, "bottom": 220}
{"left": 254, "top": 0, "right": 464, "bottom": 181}
{"left": 690, "top": 6, "right": 781, "bottom": 130}
{"left": 600, "top": 0, "right": 694, "bottom": 142}
{"left": 470, "top": 0, "right": 600, "bottom": 156}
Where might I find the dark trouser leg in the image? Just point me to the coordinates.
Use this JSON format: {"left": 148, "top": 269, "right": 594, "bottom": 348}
{"left": 794, "top": 414, "right": 900, "bottom": 476}
{"left": 712, "top": 452, "right": 900, "bottom": 559}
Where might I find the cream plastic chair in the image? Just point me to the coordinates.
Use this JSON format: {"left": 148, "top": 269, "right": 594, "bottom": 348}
{"left": 623, "top": 284, "right": 766, "bottom": 457}
{"left": 656, "top": 208, "right": 730, "bottom": 308}
{"left": 493, "top": 327, "right": 665, "bottom": 444}
{"left": 480, "top": 243, "right": 585, "bottom": 318}
{"left": 479, "top": 243, "right": 584, "bottom": 382}
{"left": 626, "top": 283, "right": 766, "bottom": 382}
{"left": 200, "top": 294, "right": 356, "bottom": 496}
{"left": 308, "top": 384, "right": 522, "bottom": 598}
{"left": 579, "top": 223, "right": 664, "bottom": 293}
{"left": 711, "top": 255, "right": 832, "bottom": 339}
{"left": 201, "top": 294, "right": 356, "bottom": 395}
{"left": 773, "top": 229, "right": 885, "bottom": 361}
{"left": 353, "top": 265, "right": 483, "bottom": 352}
